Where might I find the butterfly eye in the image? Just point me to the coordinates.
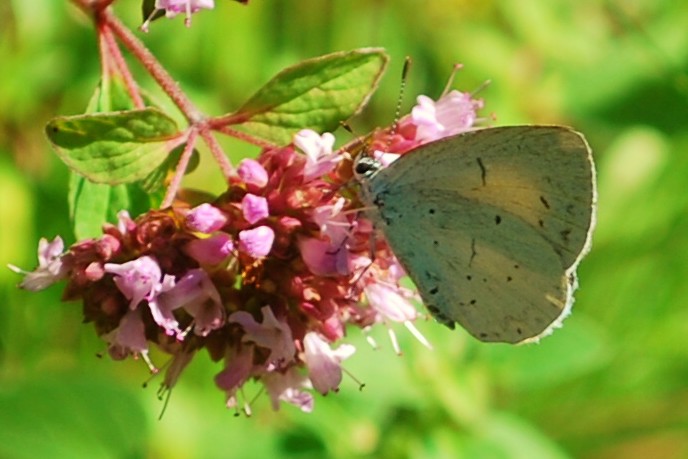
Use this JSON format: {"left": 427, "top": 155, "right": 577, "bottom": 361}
{"left": 354, "top": 157, "right": 381, "bottom": 178}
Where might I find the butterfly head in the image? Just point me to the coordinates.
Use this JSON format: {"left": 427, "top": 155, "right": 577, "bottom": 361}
{"left": 353, "top": 155, "right": 382, "bottom": 182}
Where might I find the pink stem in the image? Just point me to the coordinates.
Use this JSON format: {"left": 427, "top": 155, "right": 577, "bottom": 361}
{"left": 162, "top": 129, "right": 199, "bottom": 208}
{"left": 71, "top": 0, "right": 237, "bottom": 190}
{"left": 207, "top": 112, "right": 249, "bottom": 127}
{"left": 102, "top": 9, "right": 204, "bottom": 123}
{"left": 198, "top": 127, "right": 234, "bottom": 178}
{"left": 70, "top": 0, "right": 112, "bottom": 15}
{"left": 102, "top": 25, "right": 145, "bottom": 109}
{"left": 212, "top": 125, "right": 277, "bottom": 150}
{"left": 103, "top": 9, "right": 237, "bottom": 177}
{"left": 97, "top": 21, "right": 110, "bottom": 80}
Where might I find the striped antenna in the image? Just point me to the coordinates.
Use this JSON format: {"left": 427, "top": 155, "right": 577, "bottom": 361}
{"left": 388, "top": 56, "right": 412, "bottom": 141}
{"left": 378, "top": 55, "right": 413, "bottom": 156}
{"left": 341, "top": 56, "right": 413, "bottom": 158}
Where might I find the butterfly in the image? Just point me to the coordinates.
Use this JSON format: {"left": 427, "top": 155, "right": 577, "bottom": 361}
{"left": 354, "top": 126, "right": 596, "bottom": 344}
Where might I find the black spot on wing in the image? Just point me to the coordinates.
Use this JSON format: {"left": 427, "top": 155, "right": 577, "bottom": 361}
{"left": 427, "top": 305, "right": 455, "bottom": 329}
{"left": 469, "top": 239, "right": 477, "bottom": 267}
{"left": 373, "top": 192, "right": 386, "bottom": 208}
{"left": 540, "top": 196, "right": 551, "bottom": 209}
{"left": 423, "top": 270, "right": 441, "bottom": 283}
{"left": 476, "top": 157, "right": 487, "bottom": 186}
{"left": 495, "top": 215, "right": 502, "bottom": 225}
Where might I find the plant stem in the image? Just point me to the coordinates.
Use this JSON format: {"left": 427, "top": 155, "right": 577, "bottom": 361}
{"left": 101, "top": 24, "right": 145, "bottom": 109}
{"left": 70, "top": 0, "right": 238, "bottom": 185}
{"left": 102, "top": 9, "right": 237, "bottom": 176}
{"left": 199, "top": 127, "right": 234, "bottom": 178}
{"left": 102, "top": 10, "right": 204, "bottom": 123}
{"left": 162, "top": 129, "right": 199, "bottom": 208}
{"left": 212, "top": 125, "right": 277, "bottom": 150}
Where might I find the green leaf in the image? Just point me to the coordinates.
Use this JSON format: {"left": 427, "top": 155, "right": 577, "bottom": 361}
{"left": 89, "top": 75, "right": 134, "bottom": 114}
{"left": 46, "top": 108, "right": 181, "bottom": 185}
{"left": 68, "top": 80, "right": 159, "bottom": 239}
{"left": 230, "top": 48, "right": 389, "bottom": 145}
{"left": 69, "top": 173, "right": 150, "bottom": 239}
{"left": 140, "top": 143, "right": 200, "bottom": 194}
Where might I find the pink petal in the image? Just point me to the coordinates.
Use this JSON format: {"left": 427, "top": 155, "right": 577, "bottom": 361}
{"left": 104, "top": 256, "right": 164, "bottom": 309}
{"left": 116, "top": 211, "right": 136, "bottom": 235}
{"left": 10, "top": 236, "right": 67, "bottom": 291}
{"left": 238, "top": 226, "right": 275, "bottom": 258}
{"left": 241, "top": 193, "right": 270, "bottom": 224}
{"left": 294, "top": 130, "right": 342, "bottom": 181}
{"left": 262, "top": 367, "right": 314, "bottom": 412}
{"left": 237, "top": 158, "right": 269, "bottom": 188}
{"left": 104, "top": 256, "right": 179, "bottom": 335}
{"left": 229, "top": 306, "right": 296, "bottom": 367}
{"left": 411, "top": 90, "right": 482, "bottom": 142}
{"left": 215, "top": 345, "right": 254, "bottom": 395}
{"left": 303, "top": 332, "right": 355, "bottom": 395}
{"left": 105, "top": 309, "right": 148, "bottom": 360}
{"left": 298, "top": 237, "right": 350, "bottom": 276}
{"left": 184, "top": 232, "right": 234, "bottom": 265}
{"left": 158, "top": 269, "right": 224, "bottom": 337}
{"left": 186, "top": 203, "right": 228, "bottom": 233}
{"left": 364, "top": 282, "right": 419, "bottom": 323}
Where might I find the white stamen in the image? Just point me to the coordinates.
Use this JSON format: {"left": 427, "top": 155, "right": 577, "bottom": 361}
{"left": 177, "top": 322, "right": 194, "bottom": 340}
{"left": 140, "top": 350, "right": 159, "bottom": 374}
{"left": 365, "top": 334, "right": 379, "bottom": 350}
{"left": 7, "top": 264, "right": 26, "bottom": 274}
{"left": 404, "top": 321, "right": 433, "bottom": 350}
{"left": 240, "top": 387, "right": 253, "bottom": 417}
{"left": 387, "top": 327, "right": 402, "bottom": 355}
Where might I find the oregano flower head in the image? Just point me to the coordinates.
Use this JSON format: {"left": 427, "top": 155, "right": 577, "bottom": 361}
{"left": 14, "top": 88, "right": 484, "bottom": 413}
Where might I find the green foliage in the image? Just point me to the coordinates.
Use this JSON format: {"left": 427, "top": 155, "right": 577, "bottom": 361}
{"left": 46, "top": 109, "right": 181, "bottom": 184}
{"left": 231, "top": 48, "right": 389, "bottom": 145}
{"left": 68, "top": 172, "right": 150, "bottom": 239}
{"left": 0, "top": 373, "right": 149, "bottom": 459}
{"left": 2, "top": 1, "right": 688, "bottom": 459}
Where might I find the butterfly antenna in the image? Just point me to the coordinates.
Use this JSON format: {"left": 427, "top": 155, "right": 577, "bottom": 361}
{"left": 387, "top": 56, "right": 412, "bottom": 143}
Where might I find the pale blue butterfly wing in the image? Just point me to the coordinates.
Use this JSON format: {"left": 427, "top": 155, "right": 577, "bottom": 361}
{"left": 357, "top": 126, "right": 596, "bottom": 344}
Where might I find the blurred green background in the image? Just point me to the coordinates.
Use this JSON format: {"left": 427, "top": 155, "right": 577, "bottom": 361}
{"left": 1, "top": 0, "right": 687, "bottom": 458}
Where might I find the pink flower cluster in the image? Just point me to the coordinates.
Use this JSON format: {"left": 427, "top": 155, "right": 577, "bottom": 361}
{"left": 11, "top": 90, "right": 483, "bottom": 413}
{"left": 142, "top": 0, "right": 215, "bottom": 31}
